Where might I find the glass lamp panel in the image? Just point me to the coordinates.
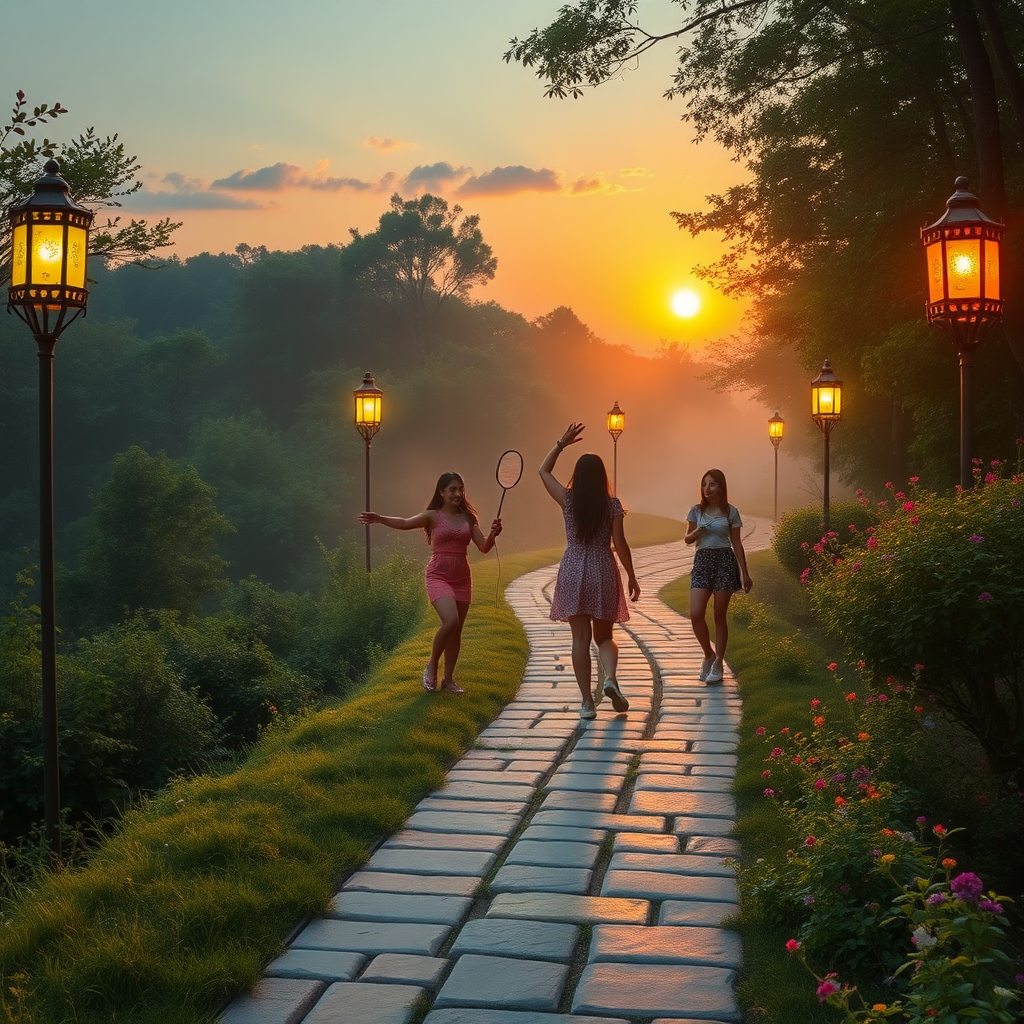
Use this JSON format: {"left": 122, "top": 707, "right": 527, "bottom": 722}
{"left": 945, "top": 238, "right": 981, "bottom": 300}
{"left": 30, "top": 222, "right": 65, "bottom": 286}
{"left": 65, "top": 224, "right": 87, "bottom": 289}
{"left": 926, "top": 240, "right": 945, "bottom": 304}
{"left": 984, "top": 240, "right": 1000, "bottom": 301}
{"left": 814, "top": 386, "right": 837, "bottom": 417}
{"left": 11, "top": 223, "right": 27, "bottom": 286}
{"left": 356, "top": 393, "right": 381, "bottom": 426}
{"left": 607, "top": 412, "right": 624, "bottom": 433}
{"left": 769, "top": 419, "right": 784, "bottom": 439}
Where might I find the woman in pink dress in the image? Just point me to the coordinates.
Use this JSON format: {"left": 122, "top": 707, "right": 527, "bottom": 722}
{"left": 540, "top": 422, "right": 640, "bottom": 721}
{"left": 360, "top": 472, "right": 501, "bottom": 693}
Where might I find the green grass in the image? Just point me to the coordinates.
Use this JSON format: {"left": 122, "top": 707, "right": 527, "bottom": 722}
{"left": 0, "top": 514, "right": 684, "bottom": 1024}
{"left": 660, "top": 548, "right": 856, "bottom": 1024}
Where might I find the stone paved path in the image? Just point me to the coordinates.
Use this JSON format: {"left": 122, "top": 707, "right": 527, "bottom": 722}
{"left": 221, "top": 520, "right": 773, "bottom": 1024}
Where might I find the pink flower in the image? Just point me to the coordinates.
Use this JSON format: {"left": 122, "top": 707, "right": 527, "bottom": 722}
{"left": 814, "top": 779, "right": 827, "bottom": 790}
{"left": 816, "top": 976, "right": 841, "bottom": 1003}
{"left": 985, "top": 472, "right": 998, "bottom": 484}
{"left": 801, "top": 541, "right": 809, "bottom": 550}
{"left": 764, "top": 787, "right": 775, "bottom": 798}
{"left": 866, "top": 536, "right": 879, "bottom": 549}
{"left": 885, "top": 482, "right": 893, "bottom": 489}
{"left": 804, "top": 835, "right": 817, "bottom": 846}
{"left": 785, "top": 938, "right": 801, "bottom": 952}
{"left": 762, "top": 769, "right": 771, "bottom": 778}
{"left": 916, "top": 816, "right": 927, "bottom": 825}
{"left": 896, "top": 491, "right": 906, "bottom": 500}
{"left": 855, "top": 488, "right": 864, "bottom": 497}
{"left": 755, "top": 726, "right": 766, "bottom": 735}
{"left": 827, "top": 662, "right": 838, "bottom": 672}
{"left": 978, "top": 899, "right": 1003, "bottom": 913}
{"left": 903, "top": 500, "right": 915, "bottom": 512}
{"left": 770, "top": 747, "right": 784, "bottom": 757}
{"left": 969, "top": 534, "right": 984, "bottom": 543}
{"left": 980, "top": 592, "right": 993, "bottom": 603}
{"left": 800, "top": 568, "right": 812, "bottom": 585}
{"left": 848, "top": 523, "right": 857, "bottom": 532}
{"left": 877, "top": 694, "right": 888, "bottom": 702}
{"left": 910, "top": 516, "right": 919, "bottom": 526}
{"left": 851, "top": 562, "right": 861, "bottom": 572}
{"left": 909, "top": 476, "right": 919, "bottom": 484}
{"left": 810, "top": 698, "right": 821, "bottom": 708}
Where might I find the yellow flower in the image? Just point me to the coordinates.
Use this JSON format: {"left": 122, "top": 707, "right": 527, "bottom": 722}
{"left": 873, "top": 1004, "right": 887, "bottom": 1012}
{"left": 880, "top": 854, "right": 896, "bottom": 864}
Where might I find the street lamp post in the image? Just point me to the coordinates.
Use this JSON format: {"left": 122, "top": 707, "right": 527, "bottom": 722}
{"left": 810, "top": 361, "right": 842, "bottom": 534}
{"left": 606, "top": 400, "right": 624, "bottom": 496}
{"left": 768, "top": 410, "right": 785, "bottom": 522}
{"left": 921, "top": 177, "right": 1004, "bottom": 489}
{"left": 7, "top": 159, "right": 93, "bottom": 864}
{"left": 353, "top": 372, "right": 383, "bottom": 572}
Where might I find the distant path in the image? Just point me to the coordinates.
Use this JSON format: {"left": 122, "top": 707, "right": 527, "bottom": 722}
{"left": 220, "top": 517, "right": 774, "bottom": 1024}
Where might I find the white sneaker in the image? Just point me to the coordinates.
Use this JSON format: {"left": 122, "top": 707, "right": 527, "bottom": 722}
{"left": 706, "top": 660, "right": 724, "bottom": 684}
{"left": 699, "top": 657, "right": 715, "bottom": 682}
{"left": 579, "top": 702, "right": 597, "bottom": 720}
{"left": 603, "top": 679, "right": 629, "bottom": 712}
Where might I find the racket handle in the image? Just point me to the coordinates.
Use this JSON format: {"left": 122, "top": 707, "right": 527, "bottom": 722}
{"left": 496, "top": 489, "right": 507, "bottom": 518}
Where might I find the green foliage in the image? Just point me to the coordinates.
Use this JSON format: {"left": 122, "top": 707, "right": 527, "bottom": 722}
{"left": 806, "top": 471, "right": 1024, "bottom": 773}
{"left": 63, "top": 447, "right": 234, "bottom": 635}
{"left": 772, "top": 500, "right": 879, "bottom": 576}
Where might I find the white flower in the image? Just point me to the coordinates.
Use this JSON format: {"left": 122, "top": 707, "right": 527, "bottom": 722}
{"left": 910, "top": 926, "right": 937, "bottom": 949}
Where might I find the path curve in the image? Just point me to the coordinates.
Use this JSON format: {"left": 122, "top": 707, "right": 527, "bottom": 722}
{"left": 221, "top": 518, "right": 774, "bottom": 1024}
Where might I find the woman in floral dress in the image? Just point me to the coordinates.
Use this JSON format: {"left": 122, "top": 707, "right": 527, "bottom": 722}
{"left": 540, "top": 422, "right": 640, "bottom": 720}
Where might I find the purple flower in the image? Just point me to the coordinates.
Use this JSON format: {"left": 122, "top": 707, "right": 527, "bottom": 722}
{"left": 978, "top": 899, "right": 1003, "bottom": 914}
{"left": 969, "top": 534, "right": 984, "bottom": 543}
{"left": 950, "top": 872, "right": 984, "bottom": 902}
{"left": 916, "top": 816, "right": 927, "bottom": 825}
{"left": 839, "top": 883, "right": 850, "bottom": 894}
{"left": 980, "top": 592, "right": 993, "bottom": 603}
{"left": 852, "top": 767, "right": 872, "bottom": 781}
{"left": 803, "top": 894, "right": 815, "bottom": 905}
{"left": 926, "top": 893, "right": 946, "bottom": 906}
{"left": 830, "top": 773, "right": 847, "bottom": 783}
{"left": 764, "top": 788, "right": 775, "bottom": 798}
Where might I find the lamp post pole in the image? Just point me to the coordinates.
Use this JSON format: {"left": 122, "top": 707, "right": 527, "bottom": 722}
{"left": 7, "top": 159, "right": 93, "bottom": 864}
{"left": 353, "top": 372, "right": 383, "bottom": 572}
{"left": 921, "top": 178, "right": 1004, "bottom": 489}
{"left": 606, "top": 401, "right": 624, "bottom": 496}
{"left": 768, "top": 411, "right": 784, "bottom": 522}
{"left": 811, "top": 361, "right": 842, "bottom": 535}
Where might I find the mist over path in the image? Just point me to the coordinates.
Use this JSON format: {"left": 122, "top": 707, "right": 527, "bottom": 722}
{"left": 220, "top": 520, "right": 773, "bottom": 1024}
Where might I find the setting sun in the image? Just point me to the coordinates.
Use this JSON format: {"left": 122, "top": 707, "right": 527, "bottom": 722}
{"left": 670, "top": 288, "right": 701, "bottom": 318}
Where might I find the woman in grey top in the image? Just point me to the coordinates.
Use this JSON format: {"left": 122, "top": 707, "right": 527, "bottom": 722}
{"left": 684, "top": 468, "right": 752, "bottom": 684}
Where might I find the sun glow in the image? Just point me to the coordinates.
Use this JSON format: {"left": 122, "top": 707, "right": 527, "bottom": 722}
{"left": 670, "top": 288, "right": 701, "bottom": 318}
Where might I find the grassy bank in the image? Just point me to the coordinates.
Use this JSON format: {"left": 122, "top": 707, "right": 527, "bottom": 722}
{"left": 0, "top": 514, "right": 682, "bottom": 1024}
{"left": 660, "top": 548, "right": 853, "bottom": 1023}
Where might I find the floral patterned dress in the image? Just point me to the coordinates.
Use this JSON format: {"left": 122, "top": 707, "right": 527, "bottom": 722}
{"left": 549, "top": 493, "right": 629, "bottom": 623}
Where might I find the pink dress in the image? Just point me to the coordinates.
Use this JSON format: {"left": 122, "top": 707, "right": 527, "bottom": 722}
{"left": 550, "top": 493, "right": 629, "bottom": 623}
{"left": 425, "top": 512, "right": 473, "bottom": 603}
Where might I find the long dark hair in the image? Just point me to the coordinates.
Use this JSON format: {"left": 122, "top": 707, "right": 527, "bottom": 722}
{"left": 568, "top": 453, "right": 612, "bottom": 543}
{"left": 425, "top": 471, "right": 478, "bottom": 540}
{"left": 698, "top": 468, "right": 730, "bottom": 515}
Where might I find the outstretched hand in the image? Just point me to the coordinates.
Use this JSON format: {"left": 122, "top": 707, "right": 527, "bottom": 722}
{"left": 559, "top": 422, "right": 585, "bottom": 448}
{"left": 358, "top": 511, "right": 379, "bottom": 525}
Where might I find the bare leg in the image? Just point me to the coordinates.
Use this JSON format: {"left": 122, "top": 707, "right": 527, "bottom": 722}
{"left": 690, "top": 588, "right": 714, "bottom": 659}
{"left": 594, "top": 619, "right": 618, "bottom": 686}
{"left": 711, "top": 590, "right": 733, "bottom": 664}
{"left": 441, "top": 601, "right": 471, "bottom": 687}
{"left": 568, "top": 615, "right": 595, "bottom": 703}
{"left": 427, "top": 596, "right": 462, "bottom": 685}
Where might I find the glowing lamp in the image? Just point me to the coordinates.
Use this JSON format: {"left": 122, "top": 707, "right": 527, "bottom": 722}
{"left": 354, "top": 371, "right": 383, "bottom": 442}
{"left": 921, "top": 177, "right": 1003, "bottom": 349}
{"left": 8, "top": 159, "right": 93, "bottom": 339}
{"left": 811, "top": 360, "right": 842, "bottom": 432}
{"left": 768, "top": 410, "right": 785, "bottom": 448}
{"left": 606, "top": 400, "right": 624, "bottom": 439}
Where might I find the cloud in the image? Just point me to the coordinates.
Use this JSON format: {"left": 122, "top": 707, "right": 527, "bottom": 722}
{"left": 400, "top": 162, "right": 471, "bottom": 193}
{"left": 620, "top": 166, "right": 653, "bottom": 178}
{"left": 211, "top": 161, "right": 378, "bottom": 193}
{"left": 122, "top": 173, "right": 264, "bottom": 211}
{"left": 456, "top": 165, "right": 561, "bottom": 197}
{"left": 569, "top": 174, "right": 627, "bottom": 196}
{"left": 364, "top": 136, "right": 417, "bottom": 152}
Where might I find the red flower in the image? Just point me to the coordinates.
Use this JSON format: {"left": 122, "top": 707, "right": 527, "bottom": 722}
{"left": 846, "top": 692, "right": 857, "bottom": 702}
{"left": 813, "top": 716, "right": 825, "bottom": 727}
{"left": 804, "top": 836, "right": 817, "bottom": 847}
{"left": 827, "top": 662, "right": 838, "bottom": 672}
{"left": 785, "top": 938, "right": 801, "bottom": 952}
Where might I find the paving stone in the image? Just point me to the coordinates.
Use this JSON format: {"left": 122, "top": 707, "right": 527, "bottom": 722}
{"left": 418, "top": 798, "right": 532, "bottom": 816}
{"left": 384, "top": 831, "right": 507, "bottom": 853}
{"left": 361, "top": 954, "right": 450, "bottom": 988}
{"left": 690, "top": 741, "right": 739, "bottom": 753}
{"left": 571, "top": 963, "right": 738, "bottom": 1021}
{"left": 405, "top": 811, "right": 521, "bottom": 836}
{"left": 432, "top": 782, "right": 537, "bottom": 802}
{"left": 424, "top": 1011, "right": 629, "bottom": 1024}
{"left": 449, "top": 918, "right": 579, "bottom": 962}
{"left": 367, "top": 848, "right": 497, "bottom": 877}
{"left": 434, "top": 954, "right": 568, "bottom": 1011}
{"left": 589, "top": 925, "right": 742, "bottom": 968}
{"left": 329, "top": 891, "right": 471, "bottom": 925}
{"left": 219, "top": 977, "right": 326, "bottom": 1024}
{"left": 608, "top": 852, "right": 733, "bottom": 877}
{"left": 490, "top": 864, "right": 592, "bottom": 895}
{"left": 487, "top": 893, "right": 649, "bottom": 925}
{"left": 302, "top": 981, "right": 425, "bottom": 1024}
{"left": 552, "top": 761, "right": 628, "bottom": 779}
{"left": 503, "top": 841, "right": 600, "bottom": 869}
{"left": 658, "top": 901, "right": 740, "bottom": 927}
{"left": 601, "top": 870, "right": 739, "bottom": 903}
{"left": 673, "top": 817, "right": 737, "bottom": 838}
{"left": 342, "top": 871, "right": 480, "bottom": 897}
{"left": 530, "top": 809, "right": 666, "bottom": 833}
{"left": 634, "top": 773, "right": 733, "bottom": 793}
{"left": 544, "top": 773, "right": 623, "bottom": 793}
{"left": 518, "top": 825, "right": 607, "bottom": 845}
{"left": 291, "top": 919, "right": 450, "bottom": 956}
{"left": 629, "top": 791, "right": 737, "bottom": 818}
{"left": 686, "top": 837, "right": 742, "bottom": 858}
{"left": 447, "top": 770, "right": 545, "bottom": 786}
{"left": 264, "top": 949, "right": 365, "bottom": 982}
{"left": 541, "top": 790, "right": 617, "bottom": 812}
{"left": 612, "top": 832, "right": 680, "bottom": 854}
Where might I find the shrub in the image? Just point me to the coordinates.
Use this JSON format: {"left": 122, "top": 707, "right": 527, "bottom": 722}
{"left": 773, "top": 500, "right": 879, "bottom": 576}
{"left": 805, "top": 472, "right": 1024, "bottom": 775}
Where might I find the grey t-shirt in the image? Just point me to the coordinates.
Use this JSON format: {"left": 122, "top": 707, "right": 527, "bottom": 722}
{"left": 687, "top": 504, "right": 742, "bottom": 550}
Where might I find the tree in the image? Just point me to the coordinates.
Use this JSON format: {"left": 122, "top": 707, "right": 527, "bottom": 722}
{"left": 340, "top": 193, "right": 497, "bottom": 361}
{"left": 0, "top": 90, "right": 179, "bottom": 273}
{"left": 63, "top": 447, "right": 233, "bottom": 635}
{"left": 507, "top": 2, "right": 1024, "bottom": 487}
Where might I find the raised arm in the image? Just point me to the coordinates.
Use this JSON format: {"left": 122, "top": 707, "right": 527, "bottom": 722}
{"left": 611, "top": 515, "right": 640, "bottom": 601}
{"left": 358, "top": 510, "right": 433, "bottom": 531}
{"left": 470, "top": 517, "right": 503, "bottom": 553}
{"left": 539, "top": 422, "right": 584, "bottom": 507}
